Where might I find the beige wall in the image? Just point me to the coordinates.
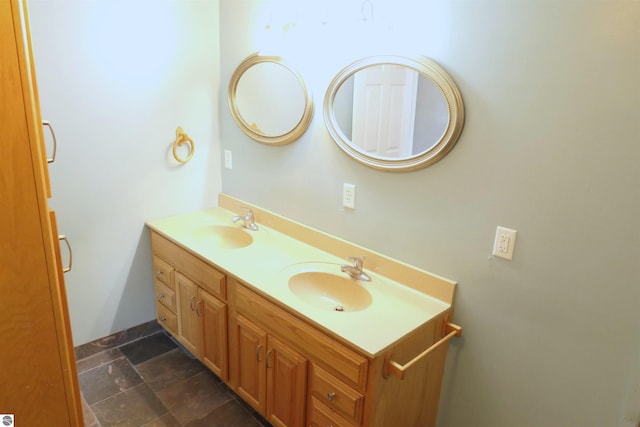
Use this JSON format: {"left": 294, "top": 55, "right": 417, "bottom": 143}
{"left": 219, "top": 1, "right": 640, "bottom": 426}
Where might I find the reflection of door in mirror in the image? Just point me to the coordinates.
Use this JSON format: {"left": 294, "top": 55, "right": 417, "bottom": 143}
{"left": 332, "top": 67, "right": 451, "bottom": 160}
{"left": 324, "top": 54, "right": 464, "bottom": 171}
{"left": 352, "top": 65, "right": 418, "bottom": 158}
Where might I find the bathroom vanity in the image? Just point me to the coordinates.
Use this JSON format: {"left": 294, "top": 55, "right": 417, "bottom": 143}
{"left": 146, "top": 194, "right": 460, "bottom": 427}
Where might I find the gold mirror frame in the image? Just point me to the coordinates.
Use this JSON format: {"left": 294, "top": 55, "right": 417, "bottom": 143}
{"left": 228, "top": 53, "right": 314, "bottom": 146}
{"left": 324, "top": 55, "right": 465, "bottom": 171}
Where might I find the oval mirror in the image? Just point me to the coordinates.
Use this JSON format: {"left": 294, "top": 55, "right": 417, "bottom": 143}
{"left": 324, "top": 55, "right": 464, "bottom": 171}
{"left": 228, "top": 53, "right": 314, "bottom": 145}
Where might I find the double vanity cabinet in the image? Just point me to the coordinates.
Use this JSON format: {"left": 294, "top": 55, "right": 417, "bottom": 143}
{"left": 147, "top": 194, "right": 461, "bottom": 427}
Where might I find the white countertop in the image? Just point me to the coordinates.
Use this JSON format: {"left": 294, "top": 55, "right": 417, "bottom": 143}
{"left": 146, "top": 207, "right": 451, "bottom": 357}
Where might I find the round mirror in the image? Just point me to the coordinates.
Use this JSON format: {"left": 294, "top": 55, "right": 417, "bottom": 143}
{"left": 324, "top": 55, "right": 464, "bottom": 171}
{"left": 228, "top": 53, "right": 314, "bottom": 145}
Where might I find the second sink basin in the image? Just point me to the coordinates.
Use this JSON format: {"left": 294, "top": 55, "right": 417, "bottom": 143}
{"left": 192, "top": 225, "right": 253, "bottom": 249}
{"left": 287, "top": 267, "right": 372, "bottom": 312}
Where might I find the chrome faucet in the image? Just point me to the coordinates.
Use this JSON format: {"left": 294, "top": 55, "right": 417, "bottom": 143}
{"left": 232, "top": 207, "right": 258, "bottom": 231}
{"left": 341, "top": 256, "right": 371, "bottom": 281}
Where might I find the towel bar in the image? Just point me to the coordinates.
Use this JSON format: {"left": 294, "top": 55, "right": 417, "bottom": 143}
{"left": 383, "top": 319, "right": 461, "bottom": 380}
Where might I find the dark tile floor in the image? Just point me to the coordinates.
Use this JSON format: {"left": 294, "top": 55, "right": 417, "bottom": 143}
{"left": 75, "top": 324, "right": 270, "bottom": 427}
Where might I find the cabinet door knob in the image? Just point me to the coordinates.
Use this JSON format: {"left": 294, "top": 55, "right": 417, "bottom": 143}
{"left": 327, "top": 392, "right": 336, "bottom": 401}
{"left": 159, "top": 316, "right": 167, "bottom": 322}
{"left": 256, "top": 344, "right": 263, "bottom": 362}
{"left": 157, "top": 293, "right": 165, "bottom": 300}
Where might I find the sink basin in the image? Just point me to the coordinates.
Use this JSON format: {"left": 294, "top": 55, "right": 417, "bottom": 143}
{"left": 192, "top": 225, "right": 253, "bottom": 249}
{"left": 288, "top": 270, "right": 372, "bottom": 312}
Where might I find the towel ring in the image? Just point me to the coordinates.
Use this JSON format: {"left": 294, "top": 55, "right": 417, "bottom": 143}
{"left": 172, "top": 126, "right": 194, "bottom": 163}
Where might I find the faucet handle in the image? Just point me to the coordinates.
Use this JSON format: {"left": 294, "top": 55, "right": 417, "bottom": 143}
{"left": 347, "top": 256, "right": 365, "bottom": 269}
{"left": 235, "top": 206, "right": 258, "bottom": 231}
{"left": 238, "top": 206, "right": 254, "bottom": 218}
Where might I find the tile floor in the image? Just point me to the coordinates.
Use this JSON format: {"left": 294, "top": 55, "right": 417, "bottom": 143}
{"left": 75, "top": 323, "right": 270, "bottom": 427}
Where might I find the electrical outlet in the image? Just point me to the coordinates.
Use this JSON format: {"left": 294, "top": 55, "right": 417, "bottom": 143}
{"left": 343, "top": 183, "right": 356, "bottom": 209}
{"left": 224, "top": 150, "right": 232, "bottom": 169}
{"left": 493, "top": 226, "right": 517, "bottom": 260}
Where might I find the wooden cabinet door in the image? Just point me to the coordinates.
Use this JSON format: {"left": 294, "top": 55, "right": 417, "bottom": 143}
{"left": 0, "top": 1, "right": 81, "bottom": 424}
{"left": 266, "top": 335, "right": 308, "bottom": 427}
{"left": 175, "top": 272, "right": 202, "bottom": 357}
{"left": 234, "top": 314, "right": 267, "bottom": 413}
{"left": 200, "top": 289, "right": 228, "bottom": 381}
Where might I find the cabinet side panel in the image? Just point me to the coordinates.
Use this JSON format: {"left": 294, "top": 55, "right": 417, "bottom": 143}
{"left": 366, "top": 315, "right": 448, "bottom": 427}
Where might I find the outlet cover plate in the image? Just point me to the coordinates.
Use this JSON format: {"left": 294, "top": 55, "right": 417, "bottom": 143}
{"left": 343, "top": 183, "right": 356, "bottom": 209}
{"left": 493, "top": 226, "right": 517, "bottom": 260}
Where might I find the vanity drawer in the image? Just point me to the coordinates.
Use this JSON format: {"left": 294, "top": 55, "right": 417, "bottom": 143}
{"left": 151, "top": 232, "right": 226, "bottom": 300}
{"left": 153, "top": 255, "right": 174, "bottom": 289}
{"left": 308, "top": 397, "right": 357, "bottom": 427}
{"left": 156, "top": 303, "right": 177, "bottom": 335}
{"left": 235, "top": 282, "right": 368, "bottom": 391}
{"left": 309, "top": 363, "right": 364, "bottom": 424}
{"left": 155, "top": 281, "right": 176, "bottom": 312}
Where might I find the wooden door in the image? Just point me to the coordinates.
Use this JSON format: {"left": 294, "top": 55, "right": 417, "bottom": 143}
{"left": 352, "top": 64, "right": 418, "bottom": 157}
{"left": 266, "top": 335, "right": 308, "bottom": 427}
{"left": 200, "top": 289, "right": 228, "bottom": 381}
{"left": 0, "top": 1, "right": 82, "bottom": 425}
{"left": 175, "top": 272, "right": 202, "bottom": 357}
{"left": 234, "top": 314, "right": 267, "bottom": 413}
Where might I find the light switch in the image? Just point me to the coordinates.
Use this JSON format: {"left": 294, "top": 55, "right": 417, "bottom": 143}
{"left": 224, "top": 150, "right": 232, "bottom": 169}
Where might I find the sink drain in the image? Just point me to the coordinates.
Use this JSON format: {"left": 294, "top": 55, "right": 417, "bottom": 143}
{"left": 334, "top": 305, "right": 344, "bottom": 312}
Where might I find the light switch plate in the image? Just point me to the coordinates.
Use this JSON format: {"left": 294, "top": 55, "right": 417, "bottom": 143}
{"left": 224, "top": 150, "right": 232, "bottom": 169}
{"left": 493, "top": 226, "right": 517, "bottom": 260}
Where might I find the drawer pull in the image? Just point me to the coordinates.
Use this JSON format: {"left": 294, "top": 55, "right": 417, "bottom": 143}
{"left": 383, "top": 321, "right": 461, "bottom": 380}
{"left": 43, "top": 120, "right": 57, "bottom": 164}
{"left": 58, "top": 234, "right": 73, "bottom": 273}
{"left": 327, "top": 392, "right": 336, "bottom": 401}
